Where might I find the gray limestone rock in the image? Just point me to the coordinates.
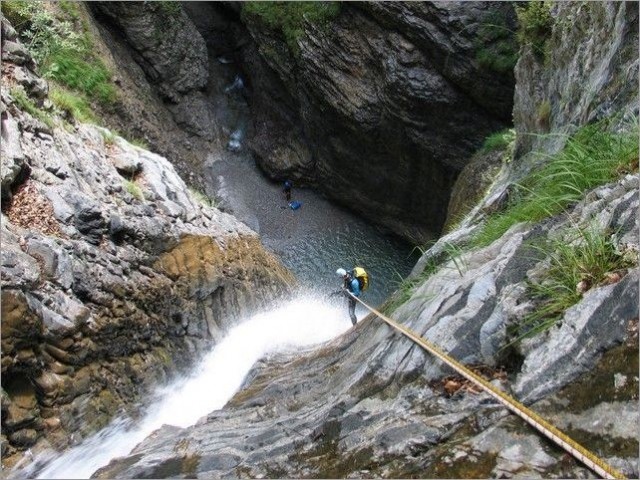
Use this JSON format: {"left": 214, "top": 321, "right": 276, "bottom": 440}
{"left": 1, "top": 112, "right": 25, "bottom": 200}
{"left": 237, "top": 1, "right": 517, "bottom": 242}
{"left": 13, "top": 67, "right": 48, "bottom": 100}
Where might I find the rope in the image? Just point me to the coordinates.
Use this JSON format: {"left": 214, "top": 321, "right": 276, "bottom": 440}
{"left": 348, "top": 293, "right": 626, "bottom": 480}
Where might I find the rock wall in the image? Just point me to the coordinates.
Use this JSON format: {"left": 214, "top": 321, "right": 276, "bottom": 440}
{"left": 92, "top": 3, "right": 639, "bottom": 478}
{"left": 238, "top": 2, "right": 517, "bottom": 243}
{"left": 513, "top": 1, "right": 638, "bottom": 163}
{"left": 86, "top": 1, "right": 516, "bottom": 243}
{"left": 89, "top": 1, "right": 216, "bottom": 142}
{"left": 445, "top": 1, "right": 638, "bottom": 235}
{"left": 0, "top": 22, "right": 294, "bottom": 467}
{"left": 92, "top": 173, "right": 640, "bottom": 479}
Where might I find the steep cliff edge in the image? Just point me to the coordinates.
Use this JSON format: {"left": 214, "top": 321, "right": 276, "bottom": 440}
{"left": 93, "top": 3, "right": 638, "bottom": 478}
{"left": 237, "top": 2, "right": 517, "bottom": 243}
{"left": 0, "top": 19, "right": 294, "bottom": 468}
{"left": 84, "top": 2, "right": 516, "bottom": 243}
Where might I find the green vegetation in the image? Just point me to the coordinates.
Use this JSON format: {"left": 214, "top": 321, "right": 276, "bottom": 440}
{"left": 157, "top": 1, "right": 182, "bottom": 16}
{"left": 123, "top": 179, "right": 144, "bottom": 201}
{"left": 189, "top": 188, "right": 215, "bottom": 208}
{"left": 475, "top": 11, "right": 518, "bottom": 74}
{"left": 242, "top": 2, "right": 341, "bottom": 54}
{"left": 473, "top": 122, "right": 639, "bottom": 247}
{"left": 1, "top": 1, "right": 117, "bottom": 116}
{"left": 129, "top": 137, "right": 149, "bottom": 150}
{"left": 10, "top": 86, "right": 54, "bottom": 128}
{"left": 508, "top": 225, "right": 637, "bottom": 345}
{"left": 50, "top": 85, "right": 95, "bottom": 124}
{"left": 58, "top": 0, "right": 80, "bottom": 22}
{"left": 515, "top": 1, "right": 553, "bottom": 61}
{"left": 480, "top": 128, "right": 516, "bottom": 154}
{"left": 382, "top": 242, "right": 464, "bottom": 315}
{"left": 45, "top": 50, "right": 116, "bottom": 105}
{"left": 100, "top": 128, "right": 118, "bottom": 146}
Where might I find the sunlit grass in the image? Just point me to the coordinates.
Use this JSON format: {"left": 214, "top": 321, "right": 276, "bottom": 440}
{"left": 474, "top": 122, "right": 639, "bottom": 247}
{"left": 506, "top": 225, "right": 638, "bottom": 346}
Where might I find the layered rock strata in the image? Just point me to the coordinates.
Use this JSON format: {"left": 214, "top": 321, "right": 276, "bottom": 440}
{"left": 0, "top": 26, "right": 293, "bottom": 467}
{"left": 93, "top": 3, "right": 639, "bottom": 478}
{"left": 238, "top": 2, "right": 517, "bottom": 242}
{"left": 96, "top": 174, "right": 638, "bottom": 478}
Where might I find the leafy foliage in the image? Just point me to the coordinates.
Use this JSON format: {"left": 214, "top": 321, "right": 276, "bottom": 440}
{"left": 2, "top": 1, "right": 117, "bottom": 109}
{"left": 474, "top": 122, "right": 639, "bottom": 247}
{"left": 2, "top": 1, "right": 84, "bottom": 65}
{"left": 242, "top": 2, "right": 341, "bottom": 55}
{"left": 515, "top": 1, "right": 553, "bottom": 61}
{"left": 475, "top": 10, "right": 518, "bottom": 74}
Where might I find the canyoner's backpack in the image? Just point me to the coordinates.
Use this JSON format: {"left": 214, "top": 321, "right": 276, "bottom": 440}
{"left": 352, "top": 267, "right": 369, "bottom": 291}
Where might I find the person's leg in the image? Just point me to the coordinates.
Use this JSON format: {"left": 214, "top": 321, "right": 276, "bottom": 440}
{"left": 348, "top": 297, "right": 357, "bottom": 325}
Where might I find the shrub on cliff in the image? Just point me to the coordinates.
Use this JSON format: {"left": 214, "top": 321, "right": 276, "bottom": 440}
{"left": 1, "top": 1, "right": 117, "bottom": 109}
{"left": 242, "top": 1, "right": 341, "bottom": 55}
{"left": 515, "top": 1, "right": 553, "bottom": 61}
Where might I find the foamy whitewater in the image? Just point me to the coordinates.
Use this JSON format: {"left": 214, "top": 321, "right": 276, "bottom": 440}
{"left": 16, "top": 297, "right": 353, "bottom": 479}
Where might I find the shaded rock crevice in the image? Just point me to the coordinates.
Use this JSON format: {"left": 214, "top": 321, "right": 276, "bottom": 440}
{"left": 178, "top": 2, "right": 517, "bottom": 243}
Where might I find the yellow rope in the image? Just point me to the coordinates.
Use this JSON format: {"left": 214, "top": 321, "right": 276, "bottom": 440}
{"left": 349, "top": 293, "right": 626, "bottom": 479}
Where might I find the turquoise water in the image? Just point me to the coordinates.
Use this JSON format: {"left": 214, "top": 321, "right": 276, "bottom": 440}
{"left": 206, "top": 152, "right": 419, "bottom": 310}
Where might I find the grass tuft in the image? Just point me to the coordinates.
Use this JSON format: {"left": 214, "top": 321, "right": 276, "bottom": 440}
{"left": 129, "top": 137, "right": 149, "bottom": 150}
{"left": 10, "top": 86, "right": 54, "bottom": 128}
{"left": 242, "top": 2, "right": 341, "bottom": 55}
{"left": 481, "top": 128, "right": 516, "bottom": 154}
{"left": 382, "top": 243, "right": 465, "bottom": 315}
{"left": 44, "top": 50, "right": 117, "bottom": 106}
{"left": 123, "top": 179, "right": 144, "bottom": 201}
{"left": 474, "top": 122, "right": 639, "bottom": 247}
{"left": 506, "top": 225, "right": 637, "bottom": 346}
{"left": 100, "top": 128, "right": 118, "bottom": 146}
{"left": 49, "top": 85, "right": 95, "bottom": 124}
{"left": 189, "top": 188, "right": 215, "bottom": 209}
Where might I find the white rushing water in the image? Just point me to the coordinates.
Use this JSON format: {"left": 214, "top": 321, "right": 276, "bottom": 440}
{"left": 17, "top": 297, "right": 353, "bottom": 479}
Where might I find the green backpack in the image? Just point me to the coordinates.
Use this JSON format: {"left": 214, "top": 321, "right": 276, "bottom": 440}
{"left": 352, "top": 267, "right": 369, "bottom": 291}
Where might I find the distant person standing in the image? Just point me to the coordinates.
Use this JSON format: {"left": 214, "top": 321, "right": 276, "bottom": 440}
{"left": 283, "top": 180, "right": 292, "bottom": 201}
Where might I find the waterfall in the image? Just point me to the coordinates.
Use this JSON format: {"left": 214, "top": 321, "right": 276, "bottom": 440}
{"left": 13, "top": 296, "right": 353, "bottom": 479}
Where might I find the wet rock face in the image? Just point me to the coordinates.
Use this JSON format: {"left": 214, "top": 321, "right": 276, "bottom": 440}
{"left": 513, "top": 2, "right": 639, "bottom": 161}
{"left": 0, "top": 38, "right": 294, "bottom": 467}
{"left": 238, "top": 2, "right": 516, "bottom": 242}
{"left": 93, "top": 173, "right": 639, "bottom": 480}
{"left": 89, "top": 1, "right": 216, "bottom": 141}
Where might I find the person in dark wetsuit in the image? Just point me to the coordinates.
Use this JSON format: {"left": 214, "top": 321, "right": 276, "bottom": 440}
{"left": 283, "top": 180, "right": 292, "bottom": 202}
{"left": 335, "top": 268, "right": 360, "bottom": 326}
